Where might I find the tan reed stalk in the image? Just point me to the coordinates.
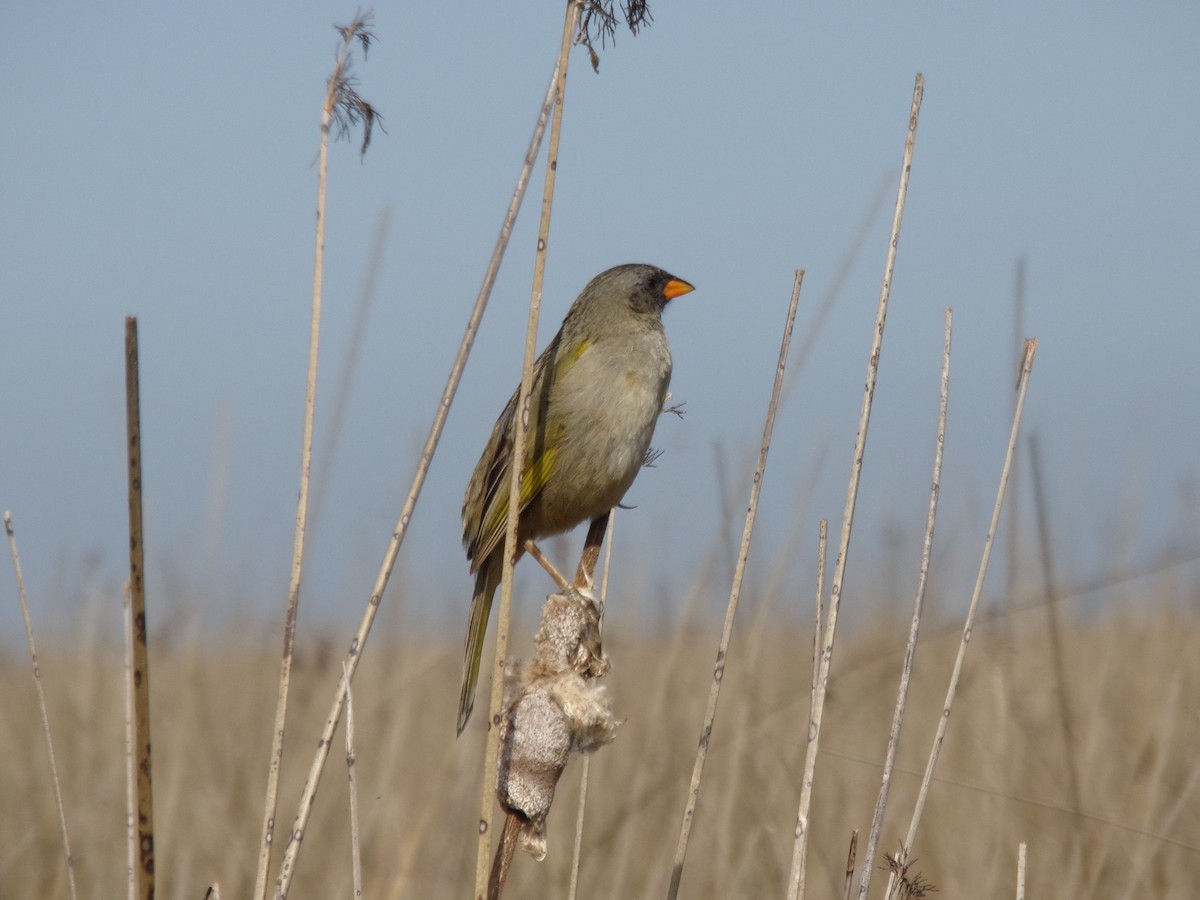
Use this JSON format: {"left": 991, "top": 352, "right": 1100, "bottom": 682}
{"left": 855, "top": 308, "right": 953, "bottom": 899}
{"left": 343, "top": 663, "right": 362, "bottom": 899}
{"left": 475, "top": 4, "right": 583, "bottom": 895}
{"left": 4, "top": 512, "right": 79, "bottom": 900}
{"left": 786, "top": 72, "right": 924, "bottom": 900}
{"left": 843, "top": 831, "right": 859, "bottom": 900}
{"left": 124, "top": 316, "right": 155, "bottom": 900}
{"left": 810, "top": 519, "right": 828, "bottom": 739}
{"left": 123, "top": 581, "right": 135, "bottom": 900}
{"left": 1005, "top": 259, "right": 1026, "bottom": 627}
{"left": 1016, "top": 842, "right": 1027, "bottom": 900}
{"left": 884, "top": 338, "right": 1038, "bottom": 896}
{"left": 665, "top": 269, "right": 805, "bottom": 900}
{"left": 567, "top": 511, "right": 616, "bottom": 900}
{"left": 272, "top": 23, "right": 564, "bottom": 900}
{"left": 254, "top": 16, "right": 377, "bottom": 899}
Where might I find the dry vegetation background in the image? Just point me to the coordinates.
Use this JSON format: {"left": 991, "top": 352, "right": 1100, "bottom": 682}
{"left": 2, "top": 570, "right": 1198, "bottom": 898}
{"left": 4, "top": 8, "right": 1199, "bottom": 900}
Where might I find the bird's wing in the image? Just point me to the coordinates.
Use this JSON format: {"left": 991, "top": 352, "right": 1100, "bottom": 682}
{"left": 464, "top": 333, "right": 582, "bottom": 569}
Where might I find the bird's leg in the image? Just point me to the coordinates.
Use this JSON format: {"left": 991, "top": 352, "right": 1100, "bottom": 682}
{"left": 573, "top": 512, "right": 610, "bottom": 589}
{"left": 522, "top": 539, "right": 570, "bottom": 592}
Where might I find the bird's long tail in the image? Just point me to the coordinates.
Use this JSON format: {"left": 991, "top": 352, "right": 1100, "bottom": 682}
{"left": 458, "top": 556, "right": 501, "bottom": 735}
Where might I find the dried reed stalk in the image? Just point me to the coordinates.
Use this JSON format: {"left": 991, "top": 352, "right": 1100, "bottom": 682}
{"left": 786, "top": 72, "right": 924, "bottom": 900}
{"left": 666, "top": 269, "right": 805, "bottom": 899}
{"left": 272, "top": 18, "right": 564, "bottom": 900}
{"left": 123, "top": 581, "right": 135, "bottom": 900}
{"left": 843, "top": 831, "right": 859, "bottom": 900}
{"left": 855, "top": 308, "right": 952, "bottom": 898}
{"left": 474, "top": 4, "right": 583, "bottom": 896}
{"left": 809, "top": 519, "right": 828, "bottom": 739}
{"left": 4, "top": 512, "right": 79, "bottom": 900}
{"left": 124, "top": 316, "right": 155, "bottom": 900}
{"left": 343, "top": 663, "right": 362, "bottom": 899}
{"left": 254, "top": 16, "right": 377, "bottom": 899}
{"left": 884, "top": 338, "right": 1038, "bottom": 895}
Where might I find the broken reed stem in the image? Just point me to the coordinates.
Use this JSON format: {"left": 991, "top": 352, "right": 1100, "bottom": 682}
{"left": 343, "top": 664, "right": 363, "bottom": 899}
{"left": 786, "top": 72, "right": 923, "bottom": 900}
{"left": 855, "top": 308, "right": 952, "bottom": 899}
{"left": 123, "top": 581, "right": 136, "bottom": 900}
{"left": 843, "top": 831, "right": 859, "bottom": 900}
{"left": 885, "top": 338, "right": 1038, "bottom": 894}
{"left": 1016, "top": 842, "right": 1027, "bottom": 900}
{"left": 567, "top": 512, "right": 617, "bottom": 900}
{"left": 475, "top": 3, "right": 583, "bottom": 895}
{"left": 124, "top": 316, "right": 155, "bottom": 900}
{"left": 272, "top": 30, "right": 563, "bottom": 900}
{"left": 666, "top": 269, "right": 804, "bottom": 900}
{"left": 253, "top": 20, "right": 365, "bottom": 898}
{"left": 4, "top": 512, "right": 79, "bottom": 900}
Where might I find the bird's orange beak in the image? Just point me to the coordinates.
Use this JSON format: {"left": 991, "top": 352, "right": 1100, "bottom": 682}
{"left": 663, "top": 278, "right": 695, "bottom": 301}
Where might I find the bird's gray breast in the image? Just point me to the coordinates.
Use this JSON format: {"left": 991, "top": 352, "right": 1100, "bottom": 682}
{"left": 539, "top": 329, "right": 672, "bottom": 525}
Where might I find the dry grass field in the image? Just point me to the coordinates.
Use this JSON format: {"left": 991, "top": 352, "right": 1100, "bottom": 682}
{"left": 2, "top": 573, "right": 1197, "bottom": 899}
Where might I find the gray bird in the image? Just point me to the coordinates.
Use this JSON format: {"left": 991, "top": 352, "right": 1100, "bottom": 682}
{"left": 458, "top": 263, "right": 695, "bottom": 733}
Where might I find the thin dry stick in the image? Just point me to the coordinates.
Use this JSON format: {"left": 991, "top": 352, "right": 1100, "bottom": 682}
{"left": 1015, "top": 842, "right": 1027, "bottom": 900}
{"left": 666, "top": 269, "right": 804, "bottom": 900}
{"left": 786, "top": 72, "right": 924, "bottom": 900}
{"left": 843, "top": 831, "right": 859, "bottom": 900}
{"left": 808, "top": 519, "right": 828, "bottom": 741}
{"left": 272, "top": 39, "right": 562, "bottom": 900}
{"left": 567, "top": 512, "right": 617, "bottom": 900}
{"left": 856, "top": 308, "right": 952, "bottom": 899}
{"left": 124, "top": 316, "right": 155, "bottom": 900}
{"left": 1005, "top": 259, "right": 1026, "bottom": 622}
{"left": 4, "top": 512, "right": 79, "bottom": 900}
{"left": 475, "top": 3, "right": 583, "bottom": 895}
{"left": 343, "top": 663, "right": 363, "bottom": 899}
{"left": 885, "top": 338, "right": 1038, "bottom": 895}
{"left": 255, "top": 19, "right": 374, "bottom": 900}
{"left": 122, "top": 581, "right": 136, "bottom": 900}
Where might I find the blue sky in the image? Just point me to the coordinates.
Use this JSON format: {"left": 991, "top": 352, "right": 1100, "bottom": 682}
{"left": 2, "top": 2, "right": 1198, "bottom": 638}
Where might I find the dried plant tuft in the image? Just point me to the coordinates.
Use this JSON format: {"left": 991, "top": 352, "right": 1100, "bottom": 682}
{"left": 577, "top": 1, "right": 654, "bottom": 72}
{"left": 328, "top": 14, "right": 384, "bottom": 157}
{"left": 882, "top": 853, "right": 938, "bottom": 899}
{"left": 496, "top": 588, "right": 616, "bottom": 863}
